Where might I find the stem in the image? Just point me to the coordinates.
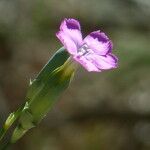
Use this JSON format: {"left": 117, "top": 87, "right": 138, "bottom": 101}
{"left": 0, "top": 103, "right": 25, "bottom": 142}
{"left": 0, "top": 128, "right": 6, "bottom": 142}
{"left": 0, "top": 48, "right": 74, "bottom": 147}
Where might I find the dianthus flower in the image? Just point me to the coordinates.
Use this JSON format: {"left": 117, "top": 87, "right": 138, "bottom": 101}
{"left": 56, "top": 18, "right": 118, "bottom": 72}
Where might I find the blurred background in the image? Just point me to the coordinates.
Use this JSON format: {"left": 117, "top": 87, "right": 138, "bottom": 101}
{"left": 0, "top": 0, "right": 150, "bottom": 149}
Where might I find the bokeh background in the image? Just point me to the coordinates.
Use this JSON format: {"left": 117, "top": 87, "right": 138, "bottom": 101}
{"left": 0, "top": 0, "right": 150, "bottom": 149}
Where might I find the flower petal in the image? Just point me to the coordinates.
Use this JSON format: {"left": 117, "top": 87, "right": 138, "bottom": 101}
{"left": 73, "top": 51, "right": 117, "bottom": 72}
{"left": 90, "top": 53, "right": 118, "bottom": 70}
{"left": 73, "top": 55, "right": 101, "bottom": 72}
{"left": 83, "top": 30, "right": 112, "bottom": 55}
{"left": 56, "top": 31, "right": 78, "bottom": 55}
{"left": 56, "top": 18, "right": 83, "bottom": 55}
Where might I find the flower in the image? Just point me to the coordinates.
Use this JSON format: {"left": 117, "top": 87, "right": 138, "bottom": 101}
{"left": 56, "top": 18, "right": 118, "bottom": 72}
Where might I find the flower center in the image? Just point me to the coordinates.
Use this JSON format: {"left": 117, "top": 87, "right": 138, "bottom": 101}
{"left": 77, "top": 44, "right": 90, "bottom": 57}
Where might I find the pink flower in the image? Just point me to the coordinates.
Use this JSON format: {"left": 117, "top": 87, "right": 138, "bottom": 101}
{"left": 56, "top": 18, "right": 118, "bottom": 72}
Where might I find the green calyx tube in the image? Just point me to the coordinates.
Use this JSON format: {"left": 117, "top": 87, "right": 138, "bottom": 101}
{"left": 11, "top": 47, "right": 77, "bottom": 143}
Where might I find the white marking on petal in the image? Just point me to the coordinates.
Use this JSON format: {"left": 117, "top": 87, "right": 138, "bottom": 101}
{"left": 77, "top": 44, "right": 92, "bottom": 57}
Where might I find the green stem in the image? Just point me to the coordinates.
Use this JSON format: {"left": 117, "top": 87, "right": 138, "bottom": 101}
{"left": 0, "top": 128, "right": 6, "bottom": 142}
{"left": 0, "top": 103, "right": 25, "bottom": 142}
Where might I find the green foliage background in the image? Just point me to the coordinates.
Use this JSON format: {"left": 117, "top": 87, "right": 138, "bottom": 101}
{"left": 0, "top": 0, "right": 150, "bottom": 149}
